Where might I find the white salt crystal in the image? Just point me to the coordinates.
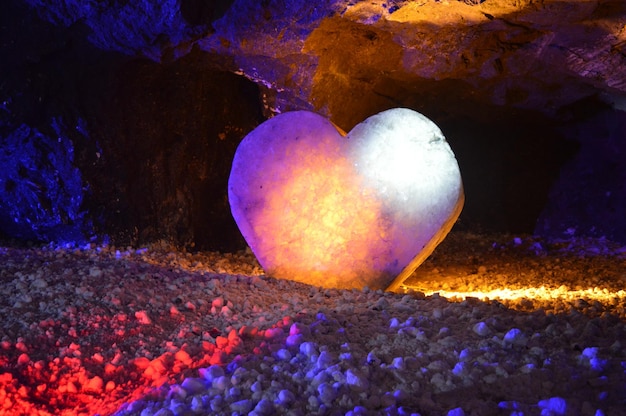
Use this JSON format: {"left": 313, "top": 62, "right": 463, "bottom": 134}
{"left": 285, "top": 333, "right": 303, "bottom": 347}
{"left": 181, "top": 378, "right": 206, "bottom": 394}
{"left": 346, "top": 369, "right": 369, "bottom": 391}
{"left": 448, "top": 407, "right": 465, "bottom": 416}
{"left": 199, "top": 365, "right": 225, "bottom": 382}
{"left": 503, "top": 328, "right": 528, "bottom": 347}
{"left": 316, "top": 350, "right": 334, "bottom": 368}
{"left": 213, "top": 375, "right": 231, "bottom": 391}
{"left": 537, "top": 397, "right": 567, "bottom": 415}
{"left": 366, "top": 351, "right": 381, "bottom": 365}
{"left": 452, "top": 361, "right": 468, "bottom": 376}
{"left": 230, "top": 399, "right": 253, "bottom": 414}
{"left": 299, "top": 341, "right": 318, "bottom": 358}
{"left": 253, "top": 399, "right": 274, "bottom": 415}
{"left": 134, "top": 310, "right": 151, "bottom": 325}
{"left": 210, "top": 395, "right": 223, "bottom": 412}
{"left": 228, "top": 386, "right": 241, "bottom": 399}
{"left": 168, "top": 400, "right": 187, "bottom": 415}
{"left": 391, "top": 357, "right": 405, "bottom": 370}
{"left": 190, "top": 397, "right": 204, "bottom": 413}
{"left": 277, "top": 389, "right": 295, "bottom": 404}
{"left": 318, "top": 382, "right": 338, "bottom": 403}
{"left": 228, "top": 109, "right": 463, "bottom": 290}
{"left": 153, "top": 408, "right": 174, "bottom": 416}
{"left": 458, "top": 348, "right": 473, "bottom": 361}
{"left": 473, "top": 322, "right": 491, "bottom": 336}
{"left": 31, "top": 278, "right": 47, "bottom": 288}
{"left": 289, "top": 322, "right": 308, "bottom": 336}
{"left": 83, "top": 376, "right": 103, "bottom": 393}
{"left": 276, "top": 348, "right": 292, "bottom": 361}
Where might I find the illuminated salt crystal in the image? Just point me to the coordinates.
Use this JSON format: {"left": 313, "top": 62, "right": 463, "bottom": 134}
{"left": 228, "top": 108, "right": 463, "bottom": 290}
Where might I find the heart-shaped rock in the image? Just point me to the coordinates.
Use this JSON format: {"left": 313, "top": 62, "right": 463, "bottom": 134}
{"left": 228, "top": 108, "right": 463, "bottom": 291}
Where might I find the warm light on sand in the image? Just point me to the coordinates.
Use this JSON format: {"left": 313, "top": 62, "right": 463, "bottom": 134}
{"left": 252, "top": 144, "right": 389, "bottom": 289}
{"left": 403, "top": 284, "right": 626, "bottom": 305}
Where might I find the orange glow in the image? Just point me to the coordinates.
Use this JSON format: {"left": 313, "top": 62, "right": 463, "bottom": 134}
{"left": 402, "top": 283, "right": 626, "bottom": 310}
{"left": 251, "top": 144, "right": 390, "bottom": 289}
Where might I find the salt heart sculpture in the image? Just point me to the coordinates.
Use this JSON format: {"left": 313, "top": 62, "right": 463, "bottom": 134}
{"left": 228, "top": 108, "right": 464, "bottom": 291}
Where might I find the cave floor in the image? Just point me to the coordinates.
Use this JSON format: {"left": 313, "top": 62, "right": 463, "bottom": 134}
{"left": 0, "top": 231, "right": 625, "bottom": 415}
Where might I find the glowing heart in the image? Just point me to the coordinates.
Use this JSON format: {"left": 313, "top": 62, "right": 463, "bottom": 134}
{"left": 228, "top": 108, "right": 463, "bottom": 291}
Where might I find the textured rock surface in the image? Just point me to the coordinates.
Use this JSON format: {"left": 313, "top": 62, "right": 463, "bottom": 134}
{"left": 2, "top": 0, "right": 626, "bottom": 245}
{"left": 229, "top": 109, "right": 463, "bottom": 290}
{"left": 0, "top": 0, "right": 263, "bottom": 249}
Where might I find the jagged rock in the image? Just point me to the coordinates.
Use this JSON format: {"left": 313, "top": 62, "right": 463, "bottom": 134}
{"left": 0, "top": 122, "right": 87, "bottom": 242}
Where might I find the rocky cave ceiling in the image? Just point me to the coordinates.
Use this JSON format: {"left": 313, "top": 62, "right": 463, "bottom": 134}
{"left": 0, "top": 0, "right": 625, "bottom": 250}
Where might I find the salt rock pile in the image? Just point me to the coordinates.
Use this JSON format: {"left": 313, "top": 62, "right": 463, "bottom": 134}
{"left": 228, "top": 108, "right": 463, "bottom": 290}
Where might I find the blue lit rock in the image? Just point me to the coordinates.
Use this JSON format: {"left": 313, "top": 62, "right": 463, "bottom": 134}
{"left": 228, "top": 108, "right": 463, "bottom": 291}
{"left": 0, "top": 122, "right": 88, "bottom": 243}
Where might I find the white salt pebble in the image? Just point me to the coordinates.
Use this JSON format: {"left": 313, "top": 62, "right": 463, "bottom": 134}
{"left": 212, "top": 297, "right": 224, "bottom": 308}
{"left": 230, "top": 399, "right": 253, "bottom": 414}
{"left": 346, "top": 369, "right": 369, "bottom": 391}
{"left": 285, "top": 333, "right": 303, "bottom": 347}
{"left": 181, "top": 377, "right": 206, "bottom": 394}
{"left": 452, "top": 361, "right": 468, "bottom": 376}
{"left": 276, "top": 348, "right": 292, "bottom": 361}
{"left": 199, "top": 365, "right": 224, "bottom": 381}
{"left": 264, "top": 327, "right": 283, "bottom": 339}
{"left": 458, "top": 348, "right": 473, "bottom": 361}
{"left": 32, "top": 278, "right": 47, "bottom": 288}
{"left": 473, "top": 322, "right": 491, "bottom": 336}
{"left": 366, "top": 351, "right": 381, "bottom": 365}
{"left": 278, "top": 389, "right": 295, "bottom": 404}
{"left": 300, "top": 341, "right": 318, "bottom": 358}
{"left": 190, "top": 397, "right": 204, "bottom": 412}
{"left": 289, "top": 322, "right": 308, "bottom": 336}
{"left": 318, "top": 382, "right": 338, "bottom": 403}
{"left": 253, "top": 398, "right": 274, "bottom": 415}
{"left": 83, "top": 376, "right": 103, "bottom": 393}
{"left": 210, "top": 395, "right": 223, "bottom": 412}
{"left": 391, "top": 357, "right": 405, "bottom": 370}
{"left": 168, "top": 401, "right": 187, "bottom": 415}
{"left": 228, "top": 386, "right": 241, "bottom": 399}
{"left": 213, "top": 375, "right": 231, "bottom": 391}
{"left": 316, "top": 350, "right": 334, "bottom": 368}
{"left": 134, "top": 310, "right": 151, "bottom": 325}
{"left": 537, "top": 397, "right": 567, "bottom": 415}
{"left": 503, "top": 328, "right": 528, "bottom": 347}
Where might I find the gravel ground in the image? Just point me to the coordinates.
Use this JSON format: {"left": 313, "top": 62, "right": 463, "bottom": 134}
{"left": 1, "top": 232, "right": 625, "bottom": 416}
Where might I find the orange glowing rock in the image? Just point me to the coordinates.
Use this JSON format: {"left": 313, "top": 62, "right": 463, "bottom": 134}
{"left": 228, "top": 108, "right": 463, "bottom": 291}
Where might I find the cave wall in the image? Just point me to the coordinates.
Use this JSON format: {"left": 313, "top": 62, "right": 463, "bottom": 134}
{"left": 1, "top": 0, "right": 626, "bottom": 248}
{"left": 0, "top": 0, "right": 263, "bottom": 250}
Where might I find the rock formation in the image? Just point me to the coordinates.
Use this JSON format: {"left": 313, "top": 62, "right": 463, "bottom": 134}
{"left": 1, "top": 0, "right": 625, "bottom": 247}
